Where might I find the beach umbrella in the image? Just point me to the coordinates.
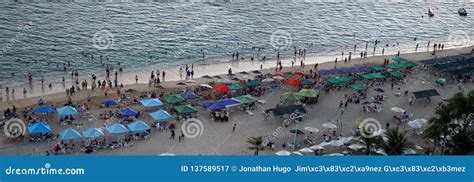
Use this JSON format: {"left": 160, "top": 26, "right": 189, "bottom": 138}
{"left": 227, "top": 84, "right": 242, "bottom": 90}
{"left": 327, "top": 77, "right": 343, "bottom": 84}
{"left": 284, "top": 78, "right": 302, "bottom": 86}
{"left": 262, "top": 78, "right": 274, "bottom": 82}
{"left": 389, "top": 71, "right": 404, "bottom": 77}
{"left": 119, "top": 108, "right": 139, "bottom": 117}
{"left": 252, "top": 70, "right": 262, "bottom": 74}
{"left": 57, "top": 106, "right": 79, "bottom": 116}
{"left": 281, "top": 92, "right": 302, "bottom": 101}
{"left": 412, "top": 118, "right": 427, "bottom": 124}
{"left": 322, "top": 123, "right": 337, "bottom": 129}
{"left": 392, "top": 57, "right": 409, "bottom": 63}
{"left": 180, "top": 91, "right": 201, "bottom": 100}
{"left": 149, "top": 110, "right": 173, "bottom": 122}
{"left": 326, "top": 153, "right": 344, "bottom": 156}
{"left": 216, "top": 79, "right": 231, "bottom": 84}
{"left": 309, "top": 145, "right": 324, "bottom": 150}
{"left": 245, "top": 80, "right": 261, "bottom": 87}
{"left": 82, "top": 128, "right": 105, "bottom": 139}
{"left": 214, "top": 85, "right": 231, "bottom": 93}
{"left": 297, "top": 89, "right": 318, "bottom": 98}
{"left": 275, "top": 150, "right": 291, "bottom": 156}
{"left": 140, "top": 98, "right": 164, "bottom": 108}
{"left": 198, "top": 84, "right": 213, "bottom": 89}
{"left": 27, "top": 122, "right": 52, "bottom": 134}
{"left": 159, "top": 153, "right": 176, "bottom": 156}
{"left": 403, "top": 148, "right": 417, "bottom": 155}
{"left": 415, "top": 145, "right": 424, "bottom": 150}
{"left": 176, "top": 82, "right": 186, "bottom": 86}
{"left": 127, "top": 120, "right": 151, "bottom": 133}
{"left": 351, "top": 84, "right": 365, "bottom": 91}
{"left": 374, "top": 88, "right": 385, "bottom": 93}
{"left": 408, "top": 120, "right": 424, "bottom": 129}
{"left": 174, "top": 104, "right": 198, "bottom": 114}
{"left": 290, "top": 129, "right": 305, "bottom": 135}
{"left": 202, "top": 75, "right": 213, "bottom": 79}
{"left": 295, "top": 71, "right": 304, "bottom": 76}
{"left": 319, "top": 142, "right": 331, "bottom": 147}
{"left": 32, "top": 106, "right": 56, "bottom": 114}
{"left": 272, "top": 72, "right": 284, "bottom": 76}
{"left": 239, "top": 71, "right": 249, "bottom": 75}
{"left": 372, "top": 101, "right": 383, "bottom": 105}
{"left": 58, "top": 128, "right": 82, "bottom": 141}
{"left": 298, "top": 147, "right": 314, "bottom": 153}
{"left": 203, "top": 99, "right": 241, "bottom": 110}
{"left": 272, "top": 76, "right": 285, "bottom": 80}
{"left": 292, "top": 151, "right": 303, "bottom": 156}
{"left": 102, "top": 99, "right": 119, "bottom": 106}
{"left": 106, "top": 123, "right": 130, "bottom": 135}
{"left": 348, "top": 143, "right": 365, "bottom": 150}
{"left": 301, "top": 79, "right": 315, "bottom": 85}
{"left": 163, "top": 94, "right": 185, "bottom": 104}
{"left": 339, "top": 136, "right": 354, "bottom": 144}
{"left": 375, "top": 148, "right": 388, "bottom": 156}
{"left": 125, "top": 88, "right": 136, "bottom": 93}
{"left": 391, "top": 107, "right": 405, "bottom": 113}
{"left": 185, "top": 80, "right": 197, "bottom": 83}
{"left": 234, "top": 95, "right": 257, "bottom": 104}
{"left": 372, "top": 65, "right": 385, "bottom": 71}
{"left": 304, "top": 127, "right": 319, "bottom": 133}
{"left": 329, "top": 140, "right": 344, "bottom": 147}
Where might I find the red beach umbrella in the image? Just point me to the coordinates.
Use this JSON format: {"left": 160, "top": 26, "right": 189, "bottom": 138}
{"left": 295, "top": 71, "right": 304, "bottom": 76}
{"left": 284, "top": 78, "right": 302, "bottom": 86}
{"left": 214, "top": 85, "right": 231, "bottom": 93}
{"left": 273, "top": 72, "right": 284, "bottom": 76}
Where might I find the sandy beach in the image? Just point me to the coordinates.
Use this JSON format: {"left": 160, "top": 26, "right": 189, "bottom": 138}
{"left": 0, "top": 45, "right": 473, "bottom": 156}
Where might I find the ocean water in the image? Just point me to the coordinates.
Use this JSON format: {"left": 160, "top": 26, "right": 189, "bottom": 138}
{"left": 0, "top": 2, "right": 473, "bottom": 88}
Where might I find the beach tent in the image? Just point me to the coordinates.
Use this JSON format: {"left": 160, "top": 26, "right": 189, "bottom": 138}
{"left": 392, "top": 57, "right": 409, "bottom": 63}
{"left": 227, "top": 84, "right": 242, "bottom": 90}
{"left": 119, "top": 108, "right": 139, "bottom": 117}
{"left": 127, "top": 120, "right": 150, "bottom": 133}
{"left": 245, "top": 80, "right": 261, "bottom": 87}
{"left": 327, "top": 77, "right": 344, "bottom": 84}
{"left": 82, "top": 128, "right": 105, "bottom": 139}
{"left": 58, "top": 128, "right": 82, "bottom": 141}
{"left": 234, "top": 95, "right": 258, "bottom": 104}
{"left": 180, "top": 91, "right": 201, "bottom": 100}
{"left": 281, "top": 92, "right": 302, "bottom": 101}
{"left": 389, "top": 71, "right": 404, "bottom": 77}
{"left": 198, "top": 83, "right": 213, "bottom": 89}
{"left": 412, "top": 89, "right": 440, "bottom": 100}
{"left": 203, "top": 98, "right": 241, "bottom": 111}
{"left": 149, "top": 110, "right": 173, "bottom": 122}
{"left": 266, "top": 105, "right": 306, "bottom": 117}
{"left": 351, "top": 84, "right": 365, "bottom": 91}
{"left": 163, "top": 94, "right": 185, "bottom": 104}
{"left": 140, "top": 98, "right": 164, "bottom": 108}
{"left": 297, "top": 89, "right": 318, "bottom": 98}
{"left": 284, "top": 78, "right": 302, "bottom": 86}
{"left": 32, "top": 106, "right": 56, "bottom": 114}
{"left": 174, "top": 104, "right": 198, "bottom": 114}
{"left": 262, "top": 78, "right": 275, "bottom": 82}
{"left": 102, "top": 99, "right": 119, "bottom": 106}
{"left": 213, "top": 85, "right": 231, "bottom": 93}
{"left": 27, "top": 122, "right": 52, "bottom": 134}
{"left": 361, "top": 73, "right": 385, "bottom": 79}
{"left": 106, "top": 123, "right": 130, "bottom": 135}
{"left": 371, "top": 65, "right": 385, "bottom": 71}
{"left": 57, "top": 106, "right": 79, "bottom": 116}
{"left": 301, "top": 79, "right": 315, "bottom": 85}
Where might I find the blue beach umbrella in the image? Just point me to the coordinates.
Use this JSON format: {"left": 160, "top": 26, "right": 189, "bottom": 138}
{"left": 58, "top": 128, "right": 82, "bottom": 141}
{"left": 149, "top": 110, "right": 173, "bottom": 122}
{"left": 102, "top": 99, "right": 119, "bottom": 106}
{"left": 27, "top": 122, "right": 52, "bottom": 134}
{"left": 57, "top": 106, "right": 79, "bottom": 116}
{"left": 82, "top": 128, "right": 105, "bottom": 139}
{"left": 119, "top": 108, "right": 139, "bottom": 117}
{"left": 127, "top": 120, "right": 150, "bottom": 133}
{"left": 106, "top": 123, "right": 129, "bottom": 135}
{"left": 32, "top": 106, "right": 56, "bottom": 114}
{"left": 140, "top": 98, "right": 164, "bottom": 108}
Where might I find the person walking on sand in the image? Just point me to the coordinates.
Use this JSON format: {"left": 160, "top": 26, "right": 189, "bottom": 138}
{"left": 135, "top": 75, "right": 138, "bottom": 83}
{"left": 181, "top": 131, "right": 185, "bottom": 141}
{"left": 232, "top": 123, "right": 236, "bottom": 132}
{"left": 170, "top": 129, "right": 175, "bottom": 140}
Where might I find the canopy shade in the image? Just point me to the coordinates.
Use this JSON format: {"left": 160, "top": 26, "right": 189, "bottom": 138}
{"left": 284, "top": 78, "right": 302, "bottom": 86}
{"left": 234, "top": 95, "right": 258, "bottom": 104}
{"left": 327, "top": 76, "right": 354, "bottom": 84}
{"left": 361, "top": 73, "right": 385, "bottom": 79}
{"left": 266, "top": 105, "right": 306, "bottom": 117}
{"left": 203, "top": 98, "right": 241, "bottom": 111}
{"left": 281, "top": 92, "right": 302, "bottom": 101}
{"left": 106, "top": 123, "right": 130, "bottom": 134}
{"left": 412, "top": 89, "right": 440, "bottom": 99}
{"left": 127, "top": 120, "right": 151, "bottom": 132}
{"left": 58, "top": 128, "right": 82, "bottom": 141}
{"left": 301, "top": 79, "right": 315, "bottom": 85}
{"left": 149, "top": 110, "right": 173, "bottom": 122}
{"left": 140, "top": 98, "right": 164, "bottom": 108}
{"left": 32, "top": 106, "right": 56, "bottom": 114}
{"left": 351, "top": 84, "right": 365, "bottom": 91}
{"left": 389, "top": 71, "right": 404, "bottom": 77}
{"left": 297, "top": 89, "right": 318, "bottom": 98}
{"left": 57, "top": 106, "right": 79, "bottom": 116}
{"left": 119, "top": 108, "right": 139, "bottom": 117}
{"left": 213, "top": 85, "right": 231, "bottom": 93}
{"left": 163, "top": 94, "right": 185, "bottom": 104}
{"left": 392, "top": 57, "right": 409, "bottom": 63}
{"left": 102, "top": 99, "right": 119, "bottom": 106}
{"left": 82, "top": 128, "right": 105, "bottom": 139}
{"left": 174, "top": 104, "right": 198, "bottom": 114}
{"left": 180, "top": 91, "right": 201, "bottom": 100}
{"left": 227, "top": 84, "right": 242, "bottom": 90}
{"left": 371, "top": 65, "right": 385, "bottom": 71}
{"left": 245, "top": 80, "right": 261, "bottom": 87}
{"left": 28, "top": 122, "right": 52, "bottom": 134}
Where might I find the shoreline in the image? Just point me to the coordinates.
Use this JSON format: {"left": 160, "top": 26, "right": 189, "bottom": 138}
{"left": 0, "top": 45, "right": 473, "bottom": 111}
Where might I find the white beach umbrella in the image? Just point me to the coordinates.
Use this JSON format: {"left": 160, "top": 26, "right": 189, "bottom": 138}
{"left": 185, "top": 80, "right": 197, "bottom": 83}
{"left": 304, "top": 127, "right": 319, "bottom": 133}
{"left": 339, "top": 136, "right": 354, "bottom": 144}
{"left": 262, "top": 78, "right": 274, "bottom": 82}
{"left": 217, "top": 79, "right": 231, "bottom": 84}
{"left": 322, "top": 123, "right": 337, "bottom": 129}
{"left": 373, "top": 129, "right": 386, "bottom": 136}
{"left": 348, "top": 144, "right": 365, "bottom": 150}
{"left": 298, "top": 148, "right": 314, "bottom": 153}
{"left": 326, "top": 153, "right": 344, "bottom": 156}
{"left": 292, "top": 151, "right": 304, "bottom": 156}
{"left": 329, "top": 140, "right": 344, "bottom": 147}
{"left": 319, "top": 142, "right": 331, "bottom": 147}
{"left": 415, "top": 145, "right": 424, "bottom": 150}
{"left": 275, "top": 150, "right": 291, "bottom": 156}
{"left": 309, "top": 145, "right": 325, "bottom": 150}
{"left": 375, "top": 148, "right": 387, "bottom": 156}
{"left": 408, "top": 120, "right": 424, "bottom": 129}
{"left": 272, "top": 76, "right": 285, "bottom": 80}
{"left": 391, "top": 107, "right": 405, "bottom": 113}
{"left": 159, "top": 153, "right": 176, "bottom": 156}
{"left": 412, "top": 118, "right": 427, "bottom": 124}
{"left": 198, "top": 84, "right": 212, "bottom": 89}
{"left": 403, "top": 148, "right": 417, "bottom": 155}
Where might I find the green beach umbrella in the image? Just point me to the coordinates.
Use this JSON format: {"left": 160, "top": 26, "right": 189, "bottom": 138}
{"left": 281, "top": 92, "right": 302, "bottom": 101}
{"left": 371, "top": 73, "right": 385, "bottom": 79}
{"left": 327, "top": 77, "right": 343, "bottom": 84}
{"left": 371, "top": 65, "right": 385, "bottom": 71}
{"left": 389, "top": 71, "right": 404, "bottom": 77}
{"left": 234, "top": 95, "right": 258, "bottom": 104}
{"left": 297, "top": 89, "right": 318, "bottom": 98}
{"left": 163, "top": 94, "right": 185, "bottom": 104}
{"left": 338, "top": 76, "right": 354, "bottom": 82}
{"left": 228, "top": 84, "right": 242, "bottom": 90}
{"left": 392, "top": 57, "right": 409, "bottom": 63}
{"left": 245, "top": 80, "right": 261, "bottom": 87}
{"left": 350, "top": 84, "right": 365, "bottom": 91}
{"left": 173, "top": 104, "right": 198, "bottom": 114}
